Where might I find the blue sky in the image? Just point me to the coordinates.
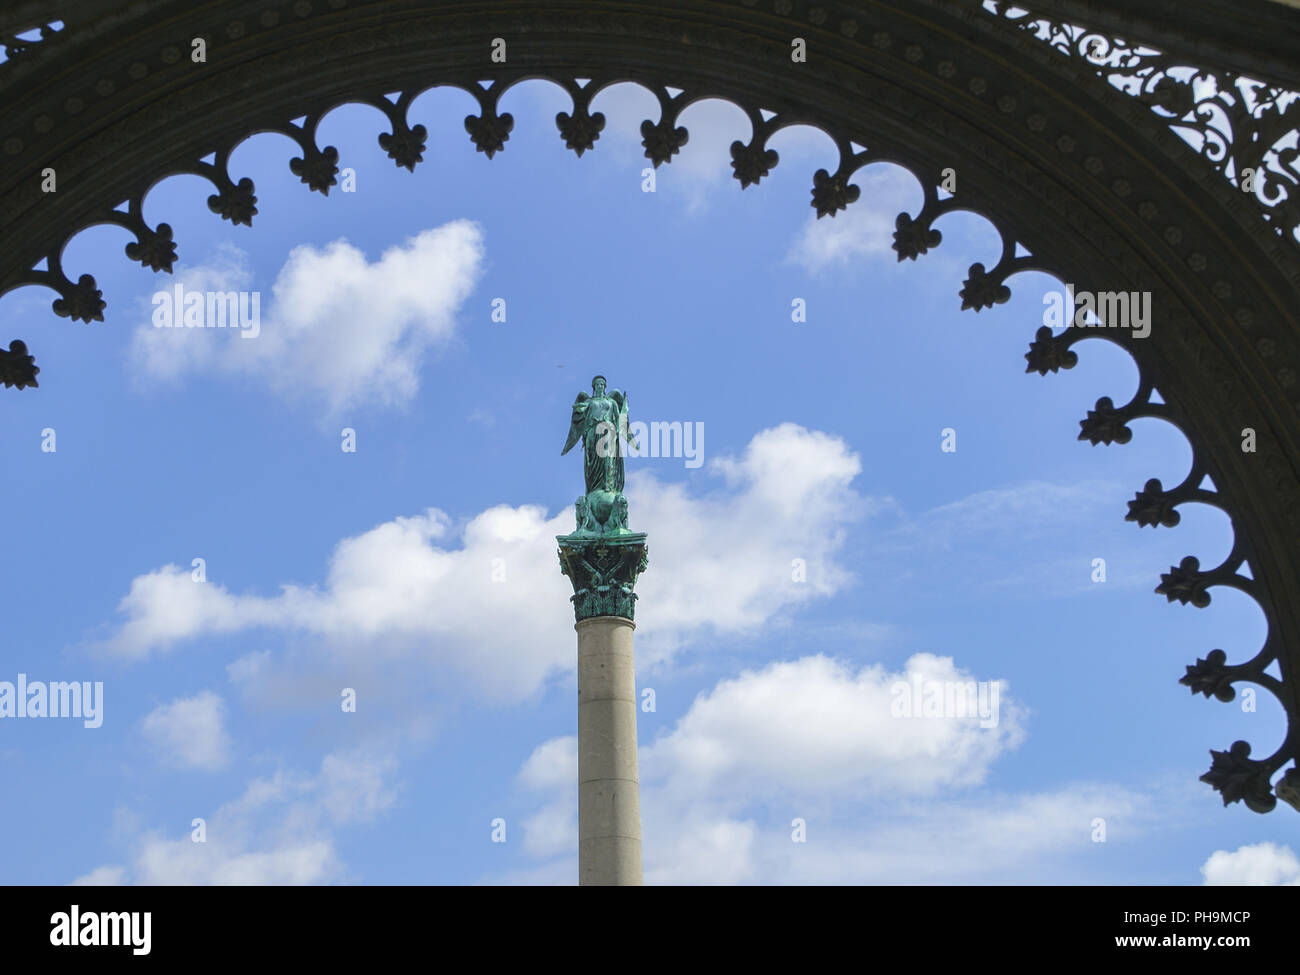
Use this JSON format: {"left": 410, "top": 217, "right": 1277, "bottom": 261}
{"left": 0, "top": 78, "right": 1295, "bottom": 885}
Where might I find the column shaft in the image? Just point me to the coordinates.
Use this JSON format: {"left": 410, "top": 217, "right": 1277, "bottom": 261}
{"left": 576, "top": 615, "right": 642, "bottom": 885}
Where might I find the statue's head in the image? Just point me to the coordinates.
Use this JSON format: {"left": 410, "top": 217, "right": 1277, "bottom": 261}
{"left": 591, "top": 375, "right": 607, "bottom": 395}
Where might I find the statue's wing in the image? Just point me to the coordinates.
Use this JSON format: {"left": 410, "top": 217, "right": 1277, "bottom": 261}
{"left": 561, "top": 391, "right": 589, "bottom": 455}
{"left": 612, "top": 389, "right": 638, "bottom": 448}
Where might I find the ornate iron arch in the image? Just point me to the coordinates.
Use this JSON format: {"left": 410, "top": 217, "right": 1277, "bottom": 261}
{"left": 1, "top": 0, "right": 1298, "bottom": 813}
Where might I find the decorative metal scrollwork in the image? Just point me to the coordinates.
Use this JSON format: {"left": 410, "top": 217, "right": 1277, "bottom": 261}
{"left": 1017, "top": 316, "right": 1299, "bottom": 813}
{"left": 987, "top": 1, "right": 1300, "bottom": 246}
{"left": 6, "top": 76, "right": 1038, "bottom": 346}
{"left": 1, "top": 63, "right": 1294, "bottom": 813}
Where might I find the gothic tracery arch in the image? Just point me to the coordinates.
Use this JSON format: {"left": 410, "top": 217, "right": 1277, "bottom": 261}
{"left": 1, "top": 0, "right": 1298, "bottom": 812}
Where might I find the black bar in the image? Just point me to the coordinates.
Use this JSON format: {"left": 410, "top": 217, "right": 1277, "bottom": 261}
{"left": 0, "top": 885, "right": 1282, "bottom": 962}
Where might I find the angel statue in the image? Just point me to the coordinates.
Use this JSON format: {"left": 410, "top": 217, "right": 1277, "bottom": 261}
{"left": 561, "top": 375, "right": 639, "bottom": 496}
{"left": 556, "top": 374, "right": 649, "bottom": 621}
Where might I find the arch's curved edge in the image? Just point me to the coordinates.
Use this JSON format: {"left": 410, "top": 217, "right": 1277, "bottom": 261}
{"left": 0, "top": 0, "right": 1298, "bottom": 812}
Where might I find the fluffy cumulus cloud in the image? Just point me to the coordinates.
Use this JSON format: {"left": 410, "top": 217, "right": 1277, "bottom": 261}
{"left": 100, "top": 424, "right": 868, "bottom": 700}
{"left": 633, "top": 423, "right": 866, "bottom": 637}
{"left": 107, "top": 505, "right": 573, "bottom": 700}
{"left": 1201, "top": 842, "right": 1300, "bottom": 885}
{"left": 507, "top": 651, "right": 1081, "bottom": 885}
{"left": 641, "top": 652, "right": 1025, "bottom": 802}
{"left": 72, "top": 749, "right": 397, "bottom": 885}
{"left": 131, "top": 220, "right": 484, "bottom": 414}
{"left": 140, "top": 691, "right": 232, "bottom": 771}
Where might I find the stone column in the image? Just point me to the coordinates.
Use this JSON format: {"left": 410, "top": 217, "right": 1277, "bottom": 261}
{"left": 557, "top": 529, "right": 648, "bottom": 886}
{"left": 576, "top": 615, "right": 642, "bottom": 885}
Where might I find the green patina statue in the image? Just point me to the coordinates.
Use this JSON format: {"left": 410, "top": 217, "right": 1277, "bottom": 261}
{"left": 560, "top": 375, "right": 639, "bottom": 535}
{"left": 557, "top": 375, "right": 649, "bottom": 621}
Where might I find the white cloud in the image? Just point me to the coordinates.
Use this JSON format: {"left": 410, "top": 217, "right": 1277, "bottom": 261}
{"left": 140, "top": 691, "right": 232, "bottom": 771}
{"left": 71, "top": 866, "right": 127, "bottom": 886}
{"left": 132, "top": 839, "right": 338, "bottom": 886}
{"left": 518, "top": 736, "right": 577, "bottom": 792}
{"left": 226, "top": 650, "right": 270, "bottom": 683}
{"left": 73, "top": 749, "right": 397, "bottom": 885}
{"left": 496, "top": 652, "right": 1180, "bottom": 889}
{"left": 517, "top": 737, "right": 578, "bottom": 859}
{"left": 509, "top": 772, "right": 1152, "bottom": 885}
{"left": 1201, "top": 842, "right": 1300, "bottom": 885}
{"left": 633, "top": 423, "right": 867, "bottom": 640}
{"left": 131, "top": 221, "right": 485, "bottom": 415}
{"left": 641, "top": 652, "right": 1025, "bottom": 802}
{"left": 100, "top": 425, "right": 869, "bottom": 702}
{"left": 130, "top": 242, "right": 253, "bottom": 381}
{"left": 645, "top": 813, "right": 758, "bottom": 886}
{"left": 317, "top": 750, "right": 399, "bottom": 825}
{"left": 642, "top": 784, "right": 1147, "bottom": 885}
{"left": 105, "top": 506, "right": 578, "bottom": 701}
{"left": 500, "top": 651, "right": 1092, "bottom": 885}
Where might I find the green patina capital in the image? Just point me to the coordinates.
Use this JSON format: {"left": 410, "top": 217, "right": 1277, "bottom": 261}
{"left": 558, "top": 374, "right": 648, "bottom": 621}
{"left": 556, "top": 533, "right": 649, "bottom": 622}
